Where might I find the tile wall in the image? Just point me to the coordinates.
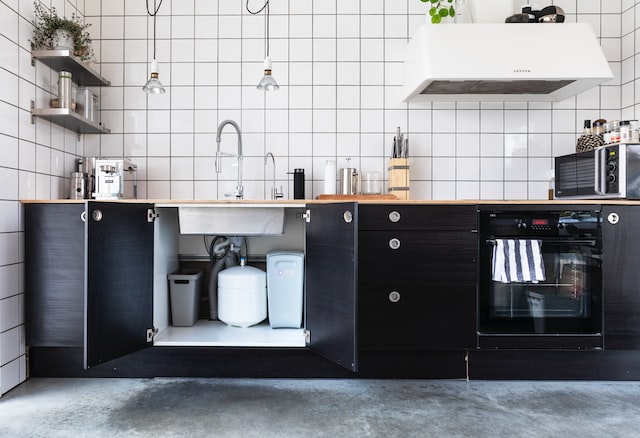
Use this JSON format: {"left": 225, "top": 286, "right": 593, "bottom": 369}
{"left": 0, "top": 0, "right": 633, "bottom": 394}
{"left": 83, "top": 0, "right": 623, "bottom": 201}
{"left": 0, "top": 0, "right": 89, "bottom": 395}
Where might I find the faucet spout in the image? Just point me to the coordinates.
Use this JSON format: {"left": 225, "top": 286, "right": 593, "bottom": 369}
{"left": 264, "top": 152, "right": 283, "bottom": 200}
{"left": 215, "top": 119, "right": 243, "bottom": 199}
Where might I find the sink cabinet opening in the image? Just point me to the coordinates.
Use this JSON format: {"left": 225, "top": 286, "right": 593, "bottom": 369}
{"left": 153, "top": 207, "right": 306, "bottom": 347}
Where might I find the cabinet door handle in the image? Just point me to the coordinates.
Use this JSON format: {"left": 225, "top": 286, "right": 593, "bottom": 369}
{"left": 388, "top": 211, "right": 401, "bottom": 223}
{"left": 388, "top": 291, "right": 401, "bottom": 303}
{"left": 92, "top": 209, "right": 103, "bottom": 222}
{"left": 607, "top": 212, "right": 620, "bottom": 225}
{"left": 389, "top": 238, "right": 401, "bottom": 250}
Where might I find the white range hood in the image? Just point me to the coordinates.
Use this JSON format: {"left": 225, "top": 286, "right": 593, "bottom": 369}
{"left": 403, "top": 23, "right": 614, "bottom": 102}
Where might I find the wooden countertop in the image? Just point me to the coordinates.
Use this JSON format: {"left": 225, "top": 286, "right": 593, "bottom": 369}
{"left": 20, "top": 198, "right": 640, "bottom": 205}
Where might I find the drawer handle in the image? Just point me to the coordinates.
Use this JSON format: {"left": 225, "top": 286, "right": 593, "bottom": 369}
{"left": 389, "top": 238, "right": 401, "bottom": 250}
{"left": 389, "top": 291, "right": 401, "bottom": 303}
{"left": 388, "top": 211, "right": 401, "bottom": 223}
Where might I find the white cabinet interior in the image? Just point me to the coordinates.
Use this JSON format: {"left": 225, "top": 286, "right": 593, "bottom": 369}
{"left": 152, "top": 207, "right": 306, "bottom": 347}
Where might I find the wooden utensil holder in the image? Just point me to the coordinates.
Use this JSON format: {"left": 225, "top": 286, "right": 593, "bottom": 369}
{"left": 387, "top": 158, "right": 410, "bottom": 200}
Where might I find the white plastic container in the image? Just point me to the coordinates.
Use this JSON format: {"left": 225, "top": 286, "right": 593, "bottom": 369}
{"left": 267, "top": 251, "right": 304, "bottom": 329}
{"left": 218, "top": 263, "right": 267, "bottom": 328}
{"left": 323, "top": 160, "right": 336, "bottom": 194}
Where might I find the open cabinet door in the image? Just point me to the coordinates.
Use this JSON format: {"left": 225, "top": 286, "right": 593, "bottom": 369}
{"left": 84, "top": 202, "right": 155, "bottom": 368}
{"left": 305, "top": 202, "right": 358, "bottom": 371}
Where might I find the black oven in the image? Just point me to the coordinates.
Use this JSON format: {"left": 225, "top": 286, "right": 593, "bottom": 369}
{"left": 478, "top": 205, "right": 603, "bottom": 349}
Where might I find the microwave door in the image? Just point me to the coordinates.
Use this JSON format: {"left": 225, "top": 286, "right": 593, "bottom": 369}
{"left": 575, "top": 150, "right": 597, "bottom": 197}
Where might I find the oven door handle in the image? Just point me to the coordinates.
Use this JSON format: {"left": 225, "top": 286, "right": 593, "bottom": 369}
{"left": 486, "top": 239, "right": 597, "bottom": 246}
{"left": 594, "top": 147, "right": 606, "bottom": 195}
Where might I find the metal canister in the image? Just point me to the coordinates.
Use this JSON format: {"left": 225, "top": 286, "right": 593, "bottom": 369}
{"left": 58, "top": 71, "right": 73, "bottom": 109}
{"left": 339, "top": 168, "right": 359, "bottom": 195}
{"left": 70, "top": 172, "right": 87, "bottom": 199}
{"left": 79, "top": 156, "right": 97, "bottom": 196}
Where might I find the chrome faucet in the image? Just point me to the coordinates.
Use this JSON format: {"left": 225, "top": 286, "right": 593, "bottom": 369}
{"left": 215, "top": 119, "right": 243, "bottom": 200}
{"left": 264, "top": 152, "right": 283, "bottom": 200}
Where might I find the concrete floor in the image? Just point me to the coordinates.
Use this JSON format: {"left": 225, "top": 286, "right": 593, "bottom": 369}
{"left": 1, "top": 378, "right": 639, "bottom": 437}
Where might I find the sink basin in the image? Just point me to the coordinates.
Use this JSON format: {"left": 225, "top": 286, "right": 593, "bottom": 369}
{"left": 177, "top": 206, "right": 285, "bottom": 235}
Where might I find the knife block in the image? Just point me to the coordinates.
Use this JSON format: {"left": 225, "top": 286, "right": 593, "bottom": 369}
{"left": 387, "top": 158, "right": 410, "bottom": 200}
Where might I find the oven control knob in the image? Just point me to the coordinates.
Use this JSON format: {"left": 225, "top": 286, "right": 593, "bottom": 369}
{"left": 517, "top": 222, "right": 527, "bottom": 229}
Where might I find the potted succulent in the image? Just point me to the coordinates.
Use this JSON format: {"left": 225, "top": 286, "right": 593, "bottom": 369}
{"left": 422, "top": 0, "right": 456, "bottom": 24}
{"left": 30, "top": 1, "right": 94, "bottom": 62}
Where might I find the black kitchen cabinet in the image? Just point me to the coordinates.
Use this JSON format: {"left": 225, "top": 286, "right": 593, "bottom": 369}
{"left": 602, "top": 205, "right": 640, "bottom": 349}
{"left": 24, "top": 201, "right": 155, "bottom": 368}
{"left": 85, "top": 202, "right": 155, "bottom": 367}
{"left": 25, "top": 203, "right": 85, "bottom": 347}
{"left": 25, "top": 201, "right": 360, "bottom": 374}
{"left": 357, "top": 204, "right": 477, "bottom": 350}
{"left": 305, "top": 202, "right": 358, "bottom": 371}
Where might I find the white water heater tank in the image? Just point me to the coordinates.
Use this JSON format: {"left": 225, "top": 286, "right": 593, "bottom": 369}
{"left": 218, "top": 263, "right": 267, "bottom": 328}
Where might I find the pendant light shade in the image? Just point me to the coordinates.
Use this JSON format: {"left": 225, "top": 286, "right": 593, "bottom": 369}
{"left": 143, "top": 59, "right": 165, "bottom": 94}
{"left": 247, "top": 0, "right": 279, "bottom": 91}
{"left": 257, "top": 57, "right": 279, "bottom": 91}
{"left": 143, "top": 0, "right": 165, "bottom": 94}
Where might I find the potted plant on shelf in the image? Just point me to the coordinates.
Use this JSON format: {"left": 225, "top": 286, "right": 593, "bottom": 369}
{"left": 30, "top": 1, "right": 94, "bottom": 62}
{"left": 422, "top": 0, "right": 456, "bottom": 24}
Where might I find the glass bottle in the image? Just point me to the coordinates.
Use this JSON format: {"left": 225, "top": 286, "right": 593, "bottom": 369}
{"left": 610, "top": 120, "right": 620, "bottom": 144}
{"left": 603, "top": 123, "right": 612, "bottom": 144}
{"left": 620, "top": 120, "right": 631, "bottom": 143}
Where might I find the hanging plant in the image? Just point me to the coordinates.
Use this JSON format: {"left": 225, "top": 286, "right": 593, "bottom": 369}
{"left": 421, "top": 0, "right": 456, "bottom": 24}
{"left": 30, "top": 1, "right": 94, "bottom": 62}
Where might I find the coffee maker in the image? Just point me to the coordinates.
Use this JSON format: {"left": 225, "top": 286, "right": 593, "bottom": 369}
{"left": 75, "top": 156, "right": 137, "bottom": 199}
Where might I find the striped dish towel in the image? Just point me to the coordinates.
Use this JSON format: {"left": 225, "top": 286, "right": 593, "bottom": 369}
{"left": 492, "top": 239, "right": 546, "bottom": 283}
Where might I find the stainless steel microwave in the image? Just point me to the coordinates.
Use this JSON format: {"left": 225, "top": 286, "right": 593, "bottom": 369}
{"left": 555, "top": 143, "right": 640, "bottom": 199}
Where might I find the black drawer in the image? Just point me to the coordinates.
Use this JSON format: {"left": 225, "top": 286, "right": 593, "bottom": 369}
{"left": 358, "top": 282, "right": 476, "bottom": 350}
{"left": 358, "top": 204, "right": 477, "bottom": 231}
{"left": 358, "top": 230, "right": 477, "bottom": 283}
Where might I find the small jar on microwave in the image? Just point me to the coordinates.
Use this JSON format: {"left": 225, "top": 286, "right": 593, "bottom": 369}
{"left": 610, "top": 120, "right": 621, "bottom": 143}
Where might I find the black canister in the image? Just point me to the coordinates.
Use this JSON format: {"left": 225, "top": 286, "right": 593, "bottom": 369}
{"left": 293, "top": 168, "right": 305, "bottom": 199}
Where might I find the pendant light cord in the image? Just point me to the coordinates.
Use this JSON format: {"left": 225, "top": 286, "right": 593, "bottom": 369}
{"left": 246, "top": 0, "right": 270, "bottom": 58}
{"left": 146, "top": 0, "right": 164, "bottom": 59}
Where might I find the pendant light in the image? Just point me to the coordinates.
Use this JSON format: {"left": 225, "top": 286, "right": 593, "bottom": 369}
{"left": 247, "top": 0, "right": 279, "bottom": 91}
{"left": 143, "top": 0, "right": 166, "bottom": 94}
